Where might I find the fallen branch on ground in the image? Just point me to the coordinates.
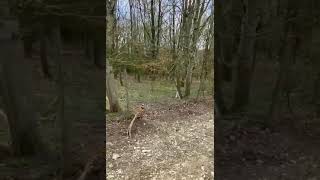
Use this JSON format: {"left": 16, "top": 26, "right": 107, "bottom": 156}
{"left": 127, "top": 104, "right": 145, "bottom": 138}
{"left": 77, "top": 158, "right": 93, "bottom": 180}
{"left": 77, "top": 153, "right": 105, "bottom": 180}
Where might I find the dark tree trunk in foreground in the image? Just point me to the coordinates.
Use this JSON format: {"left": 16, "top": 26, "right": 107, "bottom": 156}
{"left": 40, "top": 28, "right": 52, "bottom": 79}
{"left": 51, "top": 20, "right": 72, "bottom": 178}
{"left": 0, "top": 37, "right": 43, "bottom": 156}
{"left": 232, "top": 0, "right": 260, "bottom": 112}
{"left": 23, "top": 37, "right": 33, "bottom": 58}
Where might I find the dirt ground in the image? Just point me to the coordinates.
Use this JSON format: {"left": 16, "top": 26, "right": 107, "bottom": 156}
{"left": 106, "top": 99, "right": 214, "bottom": 180}
{"left": 215, "top": 115, "right": 320, "bottom": 180}
{"left": 214, "top": 60, "right": 320, "bottom": 180}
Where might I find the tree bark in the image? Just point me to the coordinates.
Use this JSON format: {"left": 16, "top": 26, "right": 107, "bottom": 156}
{"left": 156, "top": 0, "right": 162, "bottom": 56}
{"left": 23, "top": 37, "right": 33, "bottom": 58}
{"left": 51, "top": 20, "right": 72, "bottom": 178}
{"left": 93, "top": 37, "right": 104, "bottom": 68}
{"left": 0, "top": 37, "right": 44, "bottom": 156}
{"left": 106, "top": 65, "right": 121, "bottom": 112}
{"left": 40, "top": 28, "right": 52, "bottom": 79}
{"left": 106, "top": 0, "right": 121, "bottom": 113}
{"left": 231, "top": 0, "right": 260, "bottom": 112}
{"left": 268, "top": 7, "right": 296, "bottom": 124}
{"left": 214, "top": 38, "right": 228, "bottom": 114}
{"left": 150, "top": 0, "right": 156, "bottom": 59}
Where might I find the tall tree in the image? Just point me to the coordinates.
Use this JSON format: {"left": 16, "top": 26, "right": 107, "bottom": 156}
{"left": 0, "top": 31, "right": 44, "bottom": 156}
{"left": 106, "top": 0, "right": 121, "bottom": 112}
{"left": 231, "top": 0, "right": 261, "bottom": 112}
{"left": 150, "top": 0, "right": 156, "bottom": 58}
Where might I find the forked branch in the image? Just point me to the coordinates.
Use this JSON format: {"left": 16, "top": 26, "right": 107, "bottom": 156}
{"left": 127, "top": 105, "right": 145, "bottom": 138}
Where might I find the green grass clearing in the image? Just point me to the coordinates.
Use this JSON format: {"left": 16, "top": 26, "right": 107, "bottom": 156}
{"left": 106, "top": 76, "right": 213, "bottom": 115}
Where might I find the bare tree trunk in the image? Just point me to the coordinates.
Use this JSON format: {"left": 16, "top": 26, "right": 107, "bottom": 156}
{"left": 214, "top": 0, "right": 229, "bottom": 113}
{"left": 150, "top": 0, "right": 156, "bottom": 58}
{"left": 197, "top": 27, "right": 211, "bottom": 100}
{"left": 84, "top": 28, "right": 93, "bottom": 60}
{"left": 314, "top": 73, "right": 320, "bottom": 117}
{"left": 310, "top": 19, "right": 320, "bottom": 117}
{"left": 0, "top": 35, "right": 43, "bottom": 156}
{"left": 231, "top": 0, "right": 260, "bottom": 112}
{"left": 93, "top": 31, "right": 105, "bottom": 69}
{"left": 106, "top": 66, "right": 121, "bottom": 112}
{"left": 170, "top": 0, "right": 183, "bottom": 99}
{"left": 219, "top": 0, "right": 242, "bottom": 83}
{"left": 137, "top": 73, "right": 141, "bottom": 83}
{"left": 119, "top": 69, "right": 124, "bottom": 86}
{"left": 214, "top": 38, "right": 228, "bottom": 114}
{"left": 51, "top": 20, "right": 71, "bottom": 178}
{"left": 196, "top": 58, "right": 206, "bottom": 100}
{"left": 124, "top": 68, "right": 129, "bottom": 112}
{"left": 107, "top": 0, "right": 121, "bottom": 113}
{"left": 40, "top": 27, "right": 52, "bottom": 79}
{"left": 184, "top": 61, "right": 194, "bottom": 97}
{"left": 268, "top": 15, "right": 295, "bottom": 124}
{"left": 129, "top": 0, "right": 138, "bottom": 56}
{"left": 175, "top": 75, "right": 183, "bottom": 99}
{"left": 183, "top": 0, "right": 208, "bottom": 98}
{"left": 23, "top": 37, "right": 33, "bottom": 58}
{"left": 156, "top": 0, "right": 162, "bottom": 56}
{"left": 179, "top": 0, "right": 192, "bottom": 98}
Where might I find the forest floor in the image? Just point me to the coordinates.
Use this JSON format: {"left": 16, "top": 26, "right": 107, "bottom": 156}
{"left": 215, "top": 61, "right": 320, "bottom": 180}
{"left": 106, "top": 78, "right": 214, "bottom": 180}
{"left": 216, "top": 116, "right": 320, "bottom": 180}
{"left": 106, "top": 98, "right": 214, "bottom": 180}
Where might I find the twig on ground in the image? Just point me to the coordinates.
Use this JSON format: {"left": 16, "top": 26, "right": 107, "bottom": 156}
{"left": 127, "top": 104, "right": 145, "bottom": 138}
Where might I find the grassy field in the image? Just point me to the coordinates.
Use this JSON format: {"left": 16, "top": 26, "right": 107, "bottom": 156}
{"left": 106, "top": 76, "right": 213, "bottom": 113}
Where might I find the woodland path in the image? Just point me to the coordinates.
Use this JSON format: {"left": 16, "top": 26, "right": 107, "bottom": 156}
{"left": 106, "top": 99, "right": 214, "bottom": 180}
